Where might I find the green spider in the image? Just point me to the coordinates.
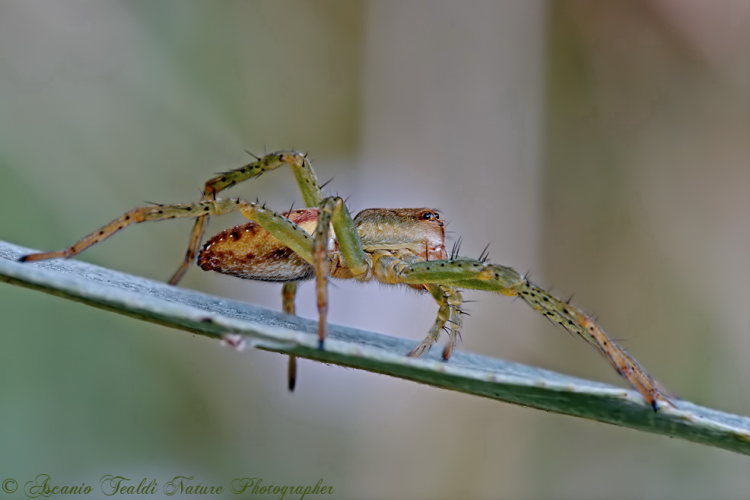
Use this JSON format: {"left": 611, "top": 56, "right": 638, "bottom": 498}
{"left": 20, "top": 151, "right": 672, "bottom": 410}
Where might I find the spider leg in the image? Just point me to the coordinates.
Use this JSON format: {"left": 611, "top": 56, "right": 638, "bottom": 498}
{"left": 282, "top": 281, "right": 299, "bottom": 391}
{"left": 312, "top": 197, "right": 370, "bottom": 350}
{"left": 186, "top": 152, "right": 325, "bottom": 390}
{"left": 396, "top": 258, "right": 673, "bottom": 411}
{"left": 326, "top": 197, "right": 369, "bottom": 276}
{"left": 313, "top": 201, "right": 333, "bottom": 349}
{"left": 169, "top": 151, "right": 325, "bottom": 284}
{"left": 407, "top": 284, "right": 463, "bottom": 360}
{"left": 20, "top": 198, "right": 316, "bottom": 265}
{"left": 371, "top": 253, "right": 464, "bottom": 360}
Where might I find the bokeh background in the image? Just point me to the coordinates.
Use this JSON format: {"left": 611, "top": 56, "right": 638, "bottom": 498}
{"left": 2, "top": 1, "right": 749, "bottom": 499}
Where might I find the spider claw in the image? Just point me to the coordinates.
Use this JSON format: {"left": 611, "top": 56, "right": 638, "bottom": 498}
{"left": 441, "top": 343, "right": 454, "bottom": 360}
{"left": 287, "top": 356, "right": 297, "bottom": 392}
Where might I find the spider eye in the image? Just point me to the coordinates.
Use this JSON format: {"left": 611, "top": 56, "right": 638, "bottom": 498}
{"left": 420, "top": 211, "right": 439, "bottom": 221}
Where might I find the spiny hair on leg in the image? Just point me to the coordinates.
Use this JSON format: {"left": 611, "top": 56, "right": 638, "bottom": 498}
{"left": 478, "top": 243, "right": 491, "bottom": 263}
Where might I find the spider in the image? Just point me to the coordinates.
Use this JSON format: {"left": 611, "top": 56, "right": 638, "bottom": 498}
{"left": 20, "top": 151, "right": 672, "bottom": 410}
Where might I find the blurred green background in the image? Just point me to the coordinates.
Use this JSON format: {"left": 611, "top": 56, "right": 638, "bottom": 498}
{"left": 1, "top": 1, "right": 749, "bottom": 499}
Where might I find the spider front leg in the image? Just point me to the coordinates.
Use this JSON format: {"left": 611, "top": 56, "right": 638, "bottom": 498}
{"left": 169, "top": 150, "right": 324, "bottom": 285}
{"left": 407, "top": 284, "right": 463, "bottom": 360}
{"left": 370, "top": 253, "right": 464, "bottom": 360}
{"left": 397, "top": 258, "right": 673, "bottom": 411}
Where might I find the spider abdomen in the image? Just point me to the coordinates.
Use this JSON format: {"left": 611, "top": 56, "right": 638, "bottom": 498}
{"left": 197, "top": 209, "right": 318, "bottom": 282}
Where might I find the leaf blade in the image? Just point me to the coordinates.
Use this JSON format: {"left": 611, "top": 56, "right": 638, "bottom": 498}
{"left": 1, "top": 240, "right": 749, "bottom": 455}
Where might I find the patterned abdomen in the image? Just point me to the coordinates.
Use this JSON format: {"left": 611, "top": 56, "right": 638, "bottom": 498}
{"left": 197, "top": 209, "right": 318, "bottom": 282}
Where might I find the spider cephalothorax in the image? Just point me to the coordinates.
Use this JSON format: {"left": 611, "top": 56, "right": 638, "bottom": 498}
{"left": 20, "top": 151, "right": 672, "bottom": 410}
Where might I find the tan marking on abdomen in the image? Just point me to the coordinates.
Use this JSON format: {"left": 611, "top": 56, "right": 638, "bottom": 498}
{"left": 198, "top": 209, "right": 318, "bottom": 282}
